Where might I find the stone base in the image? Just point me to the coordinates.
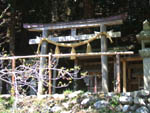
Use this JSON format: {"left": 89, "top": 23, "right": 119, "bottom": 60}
{"left": 139, "top": 49, "right": 150, "bottom": 89}
{"left": 143, "top": 58, "right": 150, "bottom": 89}
{"left": 139, "top": 49, "right": 150, "bottom": 58}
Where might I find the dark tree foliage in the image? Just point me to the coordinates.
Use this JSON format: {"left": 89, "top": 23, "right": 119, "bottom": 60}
{"left": 0, "top": 0, "right": 150, "bottom": 54}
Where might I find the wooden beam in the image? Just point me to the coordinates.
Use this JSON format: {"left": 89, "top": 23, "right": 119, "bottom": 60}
{"left": 123, "top": 60, "right": 127, "bottom": 92}
{"left": 101, "top": 24, "right": 108, "bottom": 93}
{"left": 0, "top": 51, "right": 134, "bottom": 60}
{"left": 29, "top": 31, "right": 121, "bottom": 44}
{"left": 60, "top": 52, "right": 133, "bottom": 58}
{"left": 81, "top": 62, "right": 110, "bottom": 66}
{"left": 121, "top": 56, "right": 142, "bottom": 62}
{"left": 23, "top": 14, "right": 126, "bottom": 31}
{"left": 127, "top": 64, "right": 143, "bottom": 68}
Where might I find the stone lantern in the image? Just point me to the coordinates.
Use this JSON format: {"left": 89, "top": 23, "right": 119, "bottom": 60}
{"left": 136, "top": 20, "right": 150, "bottom": 89}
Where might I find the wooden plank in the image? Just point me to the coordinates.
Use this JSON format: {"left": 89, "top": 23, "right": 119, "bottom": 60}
{"left": 101, "top": 24, "right": 108, "bottom": 93}
{"left": 123, "top": 60, "right": 127, "bottom": 92}
{"left": 29, "top": 31, "right": 121, "bottom": 44}
{"left": 23, "top": 14, "right": 126, "bottom": 31}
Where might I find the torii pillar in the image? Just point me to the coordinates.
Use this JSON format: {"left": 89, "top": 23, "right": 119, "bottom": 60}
{"left": 38, "top": 29, "right": 49, "bottom": 95}
{"left": 101, "top": 24, "right": 109, "bottom": 93}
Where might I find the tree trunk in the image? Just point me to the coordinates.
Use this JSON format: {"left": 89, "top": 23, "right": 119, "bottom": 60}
{"left": 83, "top": 0, "right": 94, "bottom": 19}
{"left": 51, "top": 0, "right": 58, "bottom": 22}
{"left": 7, "top": 2, "right": 16, "bottom": 56}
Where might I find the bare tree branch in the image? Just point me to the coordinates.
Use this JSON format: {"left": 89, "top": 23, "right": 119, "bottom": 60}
{"left": 0, "top": 19, "right": 6, "bottom": 26}
{"left": 0, "top": 4, "right": 10, "bottom": 19}
{"left": 0, "top": 57, "right": 86, "bottom": 96}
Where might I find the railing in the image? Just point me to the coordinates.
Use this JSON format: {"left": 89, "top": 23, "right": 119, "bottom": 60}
{"left": 0, "top": 54, "right": 52, "bottom": 96}
{"left": 0, "top": 51, "right": 134, "bottom": 95}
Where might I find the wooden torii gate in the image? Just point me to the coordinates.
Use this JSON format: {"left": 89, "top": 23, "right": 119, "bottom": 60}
{"left": 24, "top": 14, "right": 129, "bottom": 94}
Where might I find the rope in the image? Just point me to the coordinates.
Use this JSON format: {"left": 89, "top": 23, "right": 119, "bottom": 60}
{"left": 37, "top": 32, "right": 113, "bottom": 54}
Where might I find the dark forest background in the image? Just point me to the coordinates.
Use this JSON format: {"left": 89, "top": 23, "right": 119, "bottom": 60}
{"left": 0, "top": 0, "right": 150, "bottom": 56}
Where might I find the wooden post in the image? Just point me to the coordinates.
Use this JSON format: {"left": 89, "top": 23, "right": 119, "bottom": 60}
{"left": 128, "top": 67, "right": 131, "bottom": 91}
{"left": 48, "top": 35, "right": 57, "bottom": 94}
{"left": 38, "top": 29, "right": 48, "bottom": 96}
{"left": 74, "top": 59, "right": 78, "bottom": 91}
{"left": 52, "top": 70, "right": 56, "bottom": 94}
{"left": 52, "top": 68, "right": 56, "bottom": 94}
{"left": 12, "top": 58, "right": 15, "bottom": 96}
{"left": 71, "top": 28, "right": 76, "bottom": 36}
{"left": 123, "top": 60, "right": 127, "bottom": 92}
{"left": 114, "top": 59, "right": 117, "bottom": 91}
{"left": 90, "top": 76, "right": 93, "bottom": 92}
{"left": 71, "top": 28, "right": 78, "bottom": 91}
{"left": 0, "top": 80, "right": 2, "bottom": 94}
{"left": 101, "top": 24, "right": 108, "bottom": 93}
{"left": 94, "top": 75, "right": 97, "bottom": 93}
{"left": 48, "top": 53, "right": 52, "bottom": 95}
{"left": 116, "top": 54, "right": 121, "bottom": 93}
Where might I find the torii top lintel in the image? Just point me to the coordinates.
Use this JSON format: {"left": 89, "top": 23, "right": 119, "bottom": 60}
{"left": 23, "top": 14, "right": 126, "bottom": 32}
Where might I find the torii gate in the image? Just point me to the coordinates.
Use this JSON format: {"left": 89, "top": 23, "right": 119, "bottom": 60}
{"left": 24, "top": 14, "right": 128, "bottom": 94}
